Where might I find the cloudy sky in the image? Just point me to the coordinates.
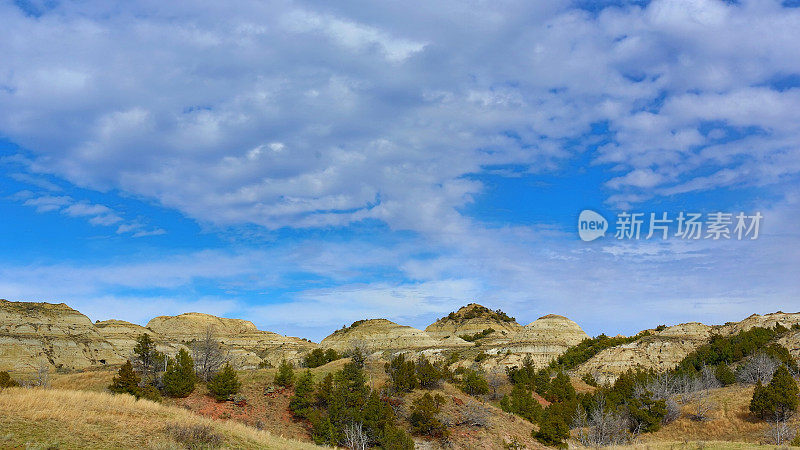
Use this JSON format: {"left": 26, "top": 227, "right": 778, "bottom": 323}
{"left": 1, "top": 0, "right": 799, "bottom": 341}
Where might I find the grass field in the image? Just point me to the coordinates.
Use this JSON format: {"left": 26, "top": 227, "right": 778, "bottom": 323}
{"left": 0, "top": 387, "right": 317, "bottom": 449}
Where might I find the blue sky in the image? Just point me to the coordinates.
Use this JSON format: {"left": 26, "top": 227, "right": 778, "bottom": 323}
{"left": 1, "top": 0, "right": 799, "bottom": 341}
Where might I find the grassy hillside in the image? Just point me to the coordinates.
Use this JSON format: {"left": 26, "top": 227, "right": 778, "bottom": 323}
{"left": 0, "top": 387, "right": 317, "bottom": 449}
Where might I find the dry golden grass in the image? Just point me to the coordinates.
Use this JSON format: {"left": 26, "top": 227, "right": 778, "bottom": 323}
{"left": 0, "top": 387, "right": 318, "bottom": 449}
{"left": 50, "top": 368, "right": 116, "bottom": 392}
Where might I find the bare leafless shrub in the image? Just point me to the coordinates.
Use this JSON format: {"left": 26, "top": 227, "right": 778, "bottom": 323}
{"left": 664, "top": 397, "right": 681, "bottom": 424}
{"left": 486, "top": 368, "right": 504, "bottom": 401}
{"left": 574, "top": 398, "right": 631, "bottom": 447}
{"left": 165, "top": 423, "right": 222, "bottom": 449}
{"left": 687, "top": 388, "right": 716, "bottom": 422}
{"left": 342, "top": 422, "right": 368, "bottom": 450}
{"left": 455, "top": 400, "right": 490, "bottom": 427}
{"left": 21, "top": 360, "right": 51, "bottom": 388}
{"left": 737, "top": 352, "right": 780, "bottom": 385}
{"left": 191, "top": 327, "right": 229, "bottom": 382}
{"left": 764, "top": 419, "right": 797, "bottom": 445}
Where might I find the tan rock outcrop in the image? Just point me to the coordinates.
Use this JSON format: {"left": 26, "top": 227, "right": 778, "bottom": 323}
{"left": 576, "top": 335, "right": 702, "bottom": 384}
{"left": 0, "top": 299, "right": 122, "bottom": 372}
{"left": 717, "top": 312, "right": 800, "bottom": 336}
{"left": 146, "top": 313, "right": 315, "bottom": 368}
{"left": 424, "top": 304, "right": 523, "bottom": 345}
{"left": 0, "top": 300, "right": 315, "bottom": 373}
{"left": 576, "top": 313, "right": 800, "bottom": 383}
{"left": 489, "top": 314, "right": 589, "bottom": 368}
{"left": 321, "top": 319, "right": 443, "bottom": 352}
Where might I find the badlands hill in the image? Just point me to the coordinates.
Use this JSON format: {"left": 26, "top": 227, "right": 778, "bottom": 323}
{"left": 0, "top": 299, "right": 314, "bottom": 373}
{"left": 320, "top": 318, "right": 444, "bottom": 352}
{"left": 576, "top": 312, "right": 800, "bottom": 383}
{"left": 424, "top": 303, "right": 524, "bottom": 344}
{"left": 3, "top": 297, "right": 800, "bottom": 386}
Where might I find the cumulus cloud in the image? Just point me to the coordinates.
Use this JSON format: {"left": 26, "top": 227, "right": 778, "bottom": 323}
{"left": 0, "top": 0, "right": 798, "bottom": 339}
{"left": 1, "top": 0, "right": 797, "bottom": 233}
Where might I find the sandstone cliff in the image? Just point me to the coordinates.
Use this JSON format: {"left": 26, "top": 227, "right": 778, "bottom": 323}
{"left": 321, "top": 319, "right": 443, "bottom": 352}
{"left": 489, "top": 314, "right": 589, "bottom": 368}
{"left": 576, "top": 314, "right": 800, "bottom": 383}
{"left": 0, "top": 299, "right": 314, "bottom": 373}
{"left": 147, "top": 312, "right": 315, "bottom": 367}
{"left": 0, "top": 299, "right": 121, "bottom": 372}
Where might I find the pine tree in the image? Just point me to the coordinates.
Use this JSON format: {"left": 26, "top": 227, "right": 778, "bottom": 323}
{"left": 109, "top": 360, "right": 141, "bottom": 397}
{"left": 750, "top": 365, "right": 799, "bottom": 421}
{"left": 274, "top": 359, "right": 295, "bottom": 388}
{"left": 547, "top": 371, "right": 577, "bottom": 403}
{"left": 163, "top": 349, "right": 196, "bottom": 398}
{"left": 289, "top": 370, "right": 316, "bottom": 418}
{"left": 715, "top": 363, "right": 736, "bottom": 386}
{"left": 415, "top": 356, "right": 441, "bottom": 389}
{"left": 534, "top": 409, "right": 570, "bottom": 448}
{"left": 316, "top": 372, "right": 334, "bottom": 408}
{"left": 207, "top": 363, "right": 240, "bottom": 401}
{"left": 385, "top": 353, "right": 417, "bottom": 392}
{"left": 133, "top": 333, "right": 164, "bottom": 383}
{"left": 409, "top": 392, "right": 448, "bottom": 437}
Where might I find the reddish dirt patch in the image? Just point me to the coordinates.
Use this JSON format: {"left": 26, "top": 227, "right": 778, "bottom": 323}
{"left": 166, "top": 384, "right": 312, "bottom": 442}
{"left": 532, "top": 392, "right": 550, "bottom": 407}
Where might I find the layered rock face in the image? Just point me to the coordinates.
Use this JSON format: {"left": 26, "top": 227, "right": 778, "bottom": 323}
{"left": 148, "top": 313, "right": 315, "bottom": 368}
{"left": 493, "top": 314, "right": 590, "bottom": 368}
{"left": 95, "top": 319, "right": 181, "bottom": 359}
{"left": 321, "top": 319, "right": 443, "bottom": 352}
{"left": 576, "top": 315, "right": 800, "bottom": 383}
{"left": 0, "top": 299, "right": 314, "bottom": 373}
{"left": 576, "top": 335, "right": 703, "bottom": 384}
{"left": 0, "top": 299, "right": 122, "bottom": 372}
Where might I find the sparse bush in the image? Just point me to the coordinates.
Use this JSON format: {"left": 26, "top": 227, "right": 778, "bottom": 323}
{"left": 303, "top": 348, "right": 340, "bottom": 368}
{"left": 274, "top": 359, "right": 295, "bottom": 388}
{"left": 207, "top": 364, "right": 240, "bottom": 401}
{"left": 574, "top": 399, "right": 631, "bottom": 447}
{"left": 715, "top": 363, "right": 736, "bottom": 386}
{"left": 0, "top": 371, "right": 19, "bottom": 388}
{"left": 455, "top": 400, "right": 490, "bottom": 427}
{"left": 409, "top": 392, "right": 448, "bottom": 437}
{"left": 458, "top": 368, "right": 489, "bottom": 396}
{"left": 191, "top": 327, "right": 229, "bottom": 382}
{"left": 109, "top": 360, "right": 141, "bottom": 398}
{"left": 764, "top": 419, "right": 797, "bottom": 445}
{"left": 165, "top": 423, "right": 222, "bottom": 449}
{"left": 738, "top": 352, "right": 781, "bottom": 385}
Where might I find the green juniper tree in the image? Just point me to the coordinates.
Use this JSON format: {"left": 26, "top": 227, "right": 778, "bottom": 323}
{"left": 274, "top": 359, "right": 295, "bottom": 388}
{"left": 207, "top": 363, "right": 240, "bottom": 401}
{"left": 162, "top": 349, "right": 196, "bottom": 398}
